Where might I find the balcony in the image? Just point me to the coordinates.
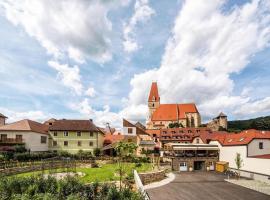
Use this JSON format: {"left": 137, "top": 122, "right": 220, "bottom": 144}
{"left": 0, "top": 138, "right": 24, "bottom": 144}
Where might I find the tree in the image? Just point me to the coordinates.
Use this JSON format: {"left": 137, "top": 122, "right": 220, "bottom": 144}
{"left": 93, "top": 148, "right": 101, "bottom": 157}
{"left": 235, "top": 153, "right": 243, "bottom": 179}
{"left": 114, "top": 142, "right": 137, "bottom": 190}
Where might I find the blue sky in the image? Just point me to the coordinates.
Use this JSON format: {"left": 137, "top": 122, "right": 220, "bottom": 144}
{"left": 0, "top": 0, "right": 270, "bottom": 128}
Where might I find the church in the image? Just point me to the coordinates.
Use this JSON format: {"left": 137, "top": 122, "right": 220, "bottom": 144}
{"left": 146, "top": 82, "right": 201, "bottom": 129}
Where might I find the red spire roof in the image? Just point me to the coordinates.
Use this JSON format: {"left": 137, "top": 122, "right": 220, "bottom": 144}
{"left": 148, "top": 82, "right": 159, "bottom": 102}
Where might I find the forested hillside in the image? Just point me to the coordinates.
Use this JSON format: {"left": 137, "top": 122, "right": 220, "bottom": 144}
{"left": 228, "top": 116, "right": 270, "bottom": 132}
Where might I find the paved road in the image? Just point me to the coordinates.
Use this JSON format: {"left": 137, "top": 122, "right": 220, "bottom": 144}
{"left": 146, "top": 172, "right": 270, "bottom": 200}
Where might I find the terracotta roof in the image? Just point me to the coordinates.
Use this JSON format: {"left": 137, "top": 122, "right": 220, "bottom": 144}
{"left": 250, "top": 154, "right": 270, "bottom": 159}
{"left": 0, "top": 119, "right": 48, "bottom": 135}
{"left": 151, "top": 103, "right": 199, "bottom": 121}
{"left": 212, "top": 129, "right": 270, "bottom": 146}
{"left": 49, "top": 119, "right": 100, "bottom": 132}
{"left": 148, "top": 82, "right": 159, "bottom": 102}
{"left": 104, "top": 134, "right": 125, "bottom": 145}
{"left": 0, "top": 113, "right": 7, "bottom": 118}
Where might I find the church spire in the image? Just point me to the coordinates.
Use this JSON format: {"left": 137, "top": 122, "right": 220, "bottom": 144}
{"left": 148, "top": 82, "right": 159, "bottom": 102}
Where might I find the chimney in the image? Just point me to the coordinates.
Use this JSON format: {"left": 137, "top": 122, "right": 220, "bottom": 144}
{"left": 89, "top": 119, "right": 93, "bottom": 122}
{"left": 0, "top": 113, "right": 7, "bottom": 126}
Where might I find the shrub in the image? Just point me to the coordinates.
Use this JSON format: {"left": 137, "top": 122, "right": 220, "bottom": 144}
{"left": 93, "top": 148, "right": 101, "bottom": 157}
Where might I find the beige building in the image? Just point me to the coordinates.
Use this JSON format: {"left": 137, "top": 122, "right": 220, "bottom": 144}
{"left": 146, "top": 82, "right": 201, "bottom": 129}
{"left": 48, "top": 119, "right": 104, "bottom": 154}
{"left": 0, "top": 119, "right": 49, "bottom": 152}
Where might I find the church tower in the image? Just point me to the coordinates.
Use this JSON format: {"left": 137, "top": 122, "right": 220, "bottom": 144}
{"left": 148, "top": 82, "right": 160, "bottom": 120}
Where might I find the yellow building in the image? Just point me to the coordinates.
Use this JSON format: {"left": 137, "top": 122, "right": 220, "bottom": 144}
{"left": 48, "top": 119, "right": 104, "bottom": 154}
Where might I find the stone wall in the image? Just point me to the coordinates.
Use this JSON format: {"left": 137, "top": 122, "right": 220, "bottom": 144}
{"left": 139, "top": 170, "right": 166, "bottom": 185}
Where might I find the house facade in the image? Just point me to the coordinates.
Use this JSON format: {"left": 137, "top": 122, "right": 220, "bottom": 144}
{"left": 48, "top": 119, "right": 104, "bottom": 154}
{"left": 0, "top": 119, "right": 49, "bottom": 152}
{"left": 146, "top": 82, "right": 201, "bottom": 129}
{"left": 209, "top": 129, "right": 270, "bottom": 182}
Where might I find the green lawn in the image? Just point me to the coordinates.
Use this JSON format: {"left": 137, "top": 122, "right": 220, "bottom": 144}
{"left": 14, "top": 163, "right": 152, "bottom": 183}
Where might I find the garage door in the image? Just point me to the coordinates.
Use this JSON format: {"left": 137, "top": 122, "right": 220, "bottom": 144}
{"left": 179, "top": 162, "right": 188, "bottom": 171}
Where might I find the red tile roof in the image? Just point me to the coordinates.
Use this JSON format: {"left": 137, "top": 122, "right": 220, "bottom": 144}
{"left": 151, "top": 103, "right": 199, "bottom": 121}
{"left": 148, "top": 82, "right": 159, "bottom": 102}
{"left": 0, "top": 119, "right": 48, "bottom": 135}
{"left": 104, "top": 134, "right": 125, "bottom": 145}
{"left": 250, "top": 154, "right": 270, "bottom": 159}
{"left": 212, "top": 129, "right": 270, "bottom": 146}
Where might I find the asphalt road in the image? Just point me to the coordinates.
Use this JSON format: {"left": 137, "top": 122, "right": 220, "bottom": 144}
{"left": 146, "top": 171, "right": 270, "bottom": 200}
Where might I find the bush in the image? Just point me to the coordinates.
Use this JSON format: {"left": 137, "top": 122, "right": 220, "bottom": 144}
{"left": 93, "top": 148, "right": 101, "bottom": 157}
{"left": 0, "top": 175, "right": 144, "bottom": 200}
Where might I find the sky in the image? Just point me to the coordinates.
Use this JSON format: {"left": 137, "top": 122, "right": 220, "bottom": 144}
{"left": 0, "top": 0, "right": 270, "bottom": 128}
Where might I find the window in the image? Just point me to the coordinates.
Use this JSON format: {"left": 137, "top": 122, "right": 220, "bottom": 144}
{"left": 128, "top": 128, "right": 133, "bottom": 134}
{"left": 196, "top": 138, "right": 200, "bottom": 144}
{"left": 77, "top": 132, "right": 81, "bottom": 137}
{"left": 259, "top": 142, "right": 264, "bottom": 149}
{"left": 53, "top": 141, "right": 57, "bottom": 146}
{"left": 64, "top": 131, "right": 69, "bottom": 137}
{"left": 89, "top": 141, "right": 93, "bottom": 146}
{"left": 78, "top": 141, "right": 82, "bottom": 146}
{"left": 53, "top": 132, "right": 57, "bottom": 136}
{"left": 128, "top": 139, "right": 132, "bottom": 142}
{"left": 49, "top": 123, "right": 53, "bottom": 125}
{"left": 15, "top": 135, "right": 22, "bottom": 142}
{"left": 180, "top": 162, "right": 187, "bottom": 167}
{"left": 41, "top": 136, "right": 47, "bottom": 144}
{"left": 90, "top": 132, "right": 94, "bottom": 137}
{"left": 64, "top": 141, "right": 68, "bottom": 146}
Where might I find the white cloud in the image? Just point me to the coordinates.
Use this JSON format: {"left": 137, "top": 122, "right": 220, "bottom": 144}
{"left": 0, "top": 0, "right": 124, "bottom": 64}
{"left": 234, "top": 97, "right": 270, "bottom": 117}
{"left": 122, "top": 0, "right": 270, "bottom": 122}
{"left": 48, "top": 60, "right": 82, "bottom": 95}
{"left": 123, "top": 0, "right": 155, "bottom": 53}
{"left": 0, "top": 107, "right": 49, "bottom": 122}
{"left": 85, "top": 87, "right": 96, "bottom": 98}
{"left": 69, "top": 98, "right": 122, "bottom": 128}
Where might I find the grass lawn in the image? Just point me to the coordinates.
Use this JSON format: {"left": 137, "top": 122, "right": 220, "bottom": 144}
{"left": 14, "top": 163, "right": 152, "bottom": 183}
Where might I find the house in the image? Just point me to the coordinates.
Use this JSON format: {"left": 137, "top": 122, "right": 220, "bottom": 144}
{"left": 146, "top": 82, "right": 201, "bottom": 129}
{"left": 103, "top": 119, "right": 156, "bottom": 156}
{"left": 48, "top": 119, "right": 104, "bottom": 154}
{"left": 0, "top": 119, "right": 49, "bottom": 152}
{"left": 209, "top": 129, "right": 270, "bottom": 182}
{"left": 146, "top": 127, "right": 219, "bottom": 148}
{"left": 164, "top": 143, "right": 219, "bottom": 171}
{"left": 0, "top": 113, "right": 7, "bottom": 126}
{"left": 123, "top": 119, "right": 156, "bottom": 155}
{"left": 207, "top": 112, "right": 228, "bottom": 131}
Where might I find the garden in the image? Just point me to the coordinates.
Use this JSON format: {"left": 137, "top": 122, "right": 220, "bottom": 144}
{"left": 0, "top": 142, "right": 157, "bottom": 199}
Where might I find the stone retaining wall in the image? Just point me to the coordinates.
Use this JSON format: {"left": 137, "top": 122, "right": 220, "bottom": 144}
{"left": 139, "top": 170, "right": 166, "bottom": 185}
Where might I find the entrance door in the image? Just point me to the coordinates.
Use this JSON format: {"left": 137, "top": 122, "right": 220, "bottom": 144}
{"left": 179, "top": 162, "right": 188, "bottom": 171}
{"left": 194, "top": 161, "right": 205, "bottom": 170}
{"left": 209, "top": 161, "right": 215, "bottom": 171}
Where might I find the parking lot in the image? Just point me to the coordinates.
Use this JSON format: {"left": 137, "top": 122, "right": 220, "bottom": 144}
{"left": 146, "top": 172, "right": 270, "bottom": 200}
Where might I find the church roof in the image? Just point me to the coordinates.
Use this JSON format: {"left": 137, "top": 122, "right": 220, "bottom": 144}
{"left": 151, "top": 103, "right": 199, "bottom": 121}
{"left": 148, "top": 82, "right": 159, "bottom": 102}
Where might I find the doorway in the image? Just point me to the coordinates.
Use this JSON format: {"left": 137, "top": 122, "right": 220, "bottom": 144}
{"left": 194, "top": 161, "right": 205, "bottom": 170}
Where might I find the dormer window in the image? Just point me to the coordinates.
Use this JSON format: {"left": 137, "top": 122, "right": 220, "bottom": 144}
{"left": 152, "top": 96, "right": 156, "bottom": 101}
{"left": 228, "top": 139, "right": 233, "bottom": 143}
{"left": 239, "top": 137, "right": 245, "bottom": 142}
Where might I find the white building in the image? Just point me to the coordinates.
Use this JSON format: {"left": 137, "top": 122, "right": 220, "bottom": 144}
{"left": 0, "top": 119, "right": 49, "bottom": 152}
{"left": 209, "top": 129, "right": 270, "bottom": 183}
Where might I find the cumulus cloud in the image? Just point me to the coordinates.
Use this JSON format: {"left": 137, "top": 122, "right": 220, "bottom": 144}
{"left": 48, "top": 60, "right": 82, "bottom": 95}
{"left": 0, "top": 107, "right": 49, "bottom": 122}
{"left": 0, "top": 0, "right": 123, "bottom": 64}
{"left": 123, "top": 0, "right": 270, "bottom": 121}
{"left": 123, "top": 0, "right": 155, "bottom": 53}
{"left": 85, "top": 87, "right": 96, "bottom": 98}
{"left": 69, "top": 98, "right": 122, "bottom": 128}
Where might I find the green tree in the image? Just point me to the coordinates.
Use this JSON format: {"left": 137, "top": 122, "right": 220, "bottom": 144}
{"left": 93, "top": 148, "right": 101, "bottom": 157}
{"left": 114, "top": 142, "right": 137, "bottom": 190}
{"left": 235, "top": 153, "right": 243, "bottom": 179}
